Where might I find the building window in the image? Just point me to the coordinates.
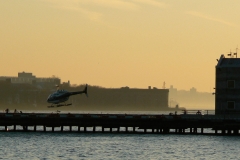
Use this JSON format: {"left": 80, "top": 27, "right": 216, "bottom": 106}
{"left": 227, "top": 80, "right": 235, "bottom": 88}
{"left": 227, "top": 101, "right": 235, "bottom": 109}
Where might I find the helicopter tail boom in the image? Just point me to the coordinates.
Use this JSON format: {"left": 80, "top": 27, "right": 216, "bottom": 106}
{"left": 70, "top": 84, "right": 88, "bottom": 97}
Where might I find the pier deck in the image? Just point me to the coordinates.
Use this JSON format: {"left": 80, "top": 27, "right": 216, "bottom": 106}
{"left": 1, "top": 112, "right": 240, "bottom": 135}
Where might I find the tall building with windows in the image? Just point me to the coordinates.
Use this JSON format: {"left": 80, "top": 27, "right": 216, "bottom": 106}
{"left": 215, "top": 54, "right": 240, "bottom": 114}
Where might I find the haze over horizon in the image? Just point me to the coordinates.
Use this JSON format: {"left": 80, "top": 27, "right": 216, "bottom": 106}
{"left": 1, "top": 0, "right": 240, "bottom": 92}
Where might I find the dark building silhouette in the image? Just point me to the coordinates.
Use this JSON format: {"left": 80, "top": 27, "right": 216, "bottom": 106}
{"left": 0, "top": 72, "right": 173, "bottom": 111}
{"left": 73, "top": 86, "right": 169, "bottom": 111}
{"left": 215, "top": 54, "right": 240, "bottom": 114}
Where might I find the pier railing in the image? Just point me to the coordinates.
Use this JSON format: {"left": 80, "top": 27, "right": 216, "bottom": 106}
{"left": 181, "top": 110, "right": 215, "bottom": 115}
{"left": 1, "top": 111, "right": 240, "bottom": 135}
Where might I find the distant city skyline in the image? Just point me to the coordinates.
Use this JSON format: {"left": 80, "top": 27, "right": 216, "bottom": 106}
{"left": 0, "top": 71, "right": 210, "bottom": 94}
{"left": 0, "top": 71, "right": 214, "bottom": 110}
{"left": 1, "top": 1, "right": 240, "bottom": 92}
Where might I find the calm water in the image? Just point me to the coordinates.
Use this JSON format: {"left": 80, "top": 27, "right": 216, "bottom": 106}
{"left": 0, "top": 110, "right": 236, "bottom": 159}
{"left": 1, "top": 132, "right": 240, "bottom": 160}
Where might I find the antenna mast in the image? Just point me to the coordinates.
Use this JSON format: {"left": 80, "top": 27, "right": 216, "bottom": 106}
{"left": 162, "top": 81, "right": 166, "bottom": 89}
{"left": 234, "top": 46, "right": 238, "bottom": 58}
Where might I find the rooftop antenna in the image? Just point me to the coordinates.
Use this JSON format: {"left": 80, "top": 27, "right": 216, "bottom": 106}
{"left": 227, "top": 49, "right": 232, "bottom": 57}
{"left": 234, "top": 46, "right": 238, "bottom": 58}
{"left": 162, "top": 81, "right": 166, "bottom": 89}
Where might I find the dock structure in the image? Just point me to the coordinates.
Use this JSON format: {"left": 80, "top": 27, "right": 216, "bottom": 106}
{"left": 1, "top": 112, "right": 240, "bottom": 135}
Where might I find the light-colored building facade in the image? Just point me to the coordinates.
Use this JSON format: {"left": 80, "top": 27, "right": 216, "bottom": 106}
{"left": 0, "top": 72, "right": 60, "bottom": 88}
{"left": 215, "top": 54, "right": 240, "bottom": 114}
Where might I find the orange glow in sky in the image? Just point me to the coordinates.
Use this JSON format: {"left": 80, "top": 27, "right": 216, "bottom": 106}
{"left": 1, "top": 0, "right": 240, "bottom": 92}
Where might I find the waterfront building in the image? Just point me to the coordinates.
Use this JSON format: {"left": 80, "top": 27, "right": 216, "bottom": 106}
{"left": 0, "top": 72, "right": 60, "bottom": 89}
{"left": 75, "top": 86, "right": 170, "bottom": 111}
{"left": 215, "top": 54, "right": 240, "bottom": 114}
{"left": 0, "top": 72, "right": 171, "bottom": 110}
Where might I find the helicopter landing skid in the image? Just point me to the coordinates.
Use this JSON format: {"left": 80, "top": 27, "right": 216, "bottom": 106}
{"left": 48, "top": 103, "right": 72, "bottom": 108}
{"left": 57, "top": 103, "right": 72, "bottom": 107}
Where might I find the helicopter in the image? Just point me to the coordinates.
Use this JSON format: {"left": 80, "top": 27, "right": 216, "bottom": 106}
{"left": 47, "top": 84, "right": 88, "bottom": 108}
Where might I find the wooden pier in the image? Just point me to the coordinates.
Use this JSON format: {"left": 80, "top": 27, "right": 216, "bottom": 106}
{"left": 1, "top": 112, "right": 240, "bottom": 135}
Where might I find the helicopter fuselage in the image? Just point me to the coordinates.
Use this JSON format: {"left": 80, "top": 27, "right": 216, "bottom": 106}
{"left": 47, "top": 90, "right": 70, "bottom": 104}
{"left": 47, "top": 84, "right": 88, "bottom": 107}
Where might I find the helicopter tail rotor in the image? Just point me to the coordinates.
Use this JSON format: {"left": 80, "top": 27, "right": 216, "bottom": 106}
{"left": 84, "top": 84, "right": 88, "bottom": 97}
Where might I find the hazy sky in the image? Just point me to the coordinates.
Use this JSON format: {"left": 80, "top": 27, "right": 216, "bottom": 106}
{"left": 1, "top": 0, "right": 240, "bottom": 92}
